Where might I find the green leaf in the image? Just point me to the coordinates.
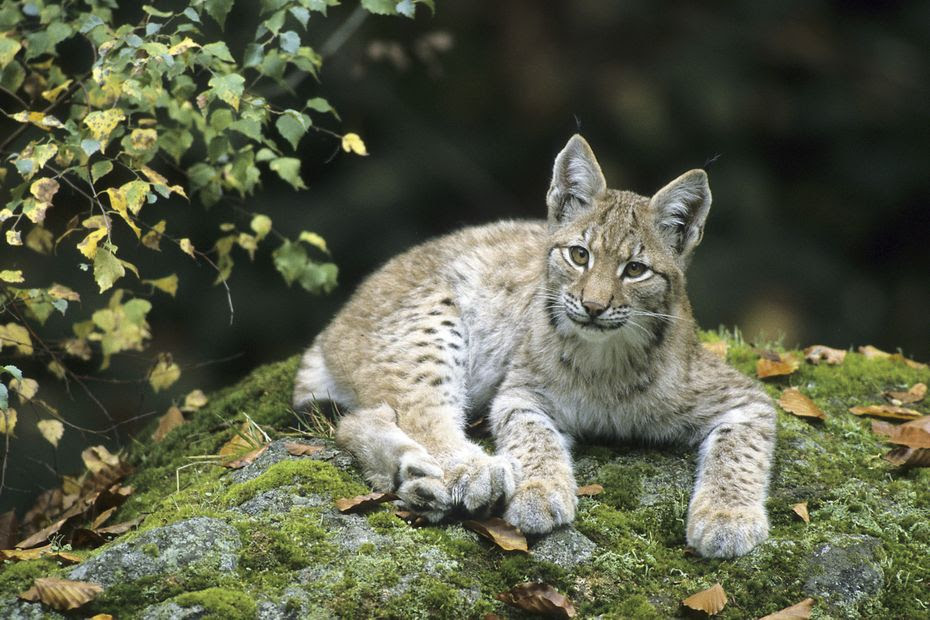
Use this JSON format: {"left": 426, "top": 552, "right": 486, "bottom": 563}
{"left": 289, "top": 6, "right": 310, "bottom": 28}
{"left": 91, "top": 160, "right": 113, "bottom": 183}
{"left": 204, "top": 0, "right": 235, "bottom": 28}
{"left": 142, "top": 6, "right": 173, "bottom": 17}
{"left": 395, "top": 0, "right": 415, "bottom": 18}
{"left": 0, "top": 384, "right": 6, "bottom": 411}
{"left": 269, "top": 157, "right": 306, "bottom": 190}
{"left": 272, "top": 240, "right": 308, "bottom": 286}
{"left": 210, "top": 108, "right": 234, "bottom": 131}
{"left": 2, "top": 365, "right": 23, "bottom": 381}
{"left": 231, "top": 118, "right": 262, "bottom": 140}
{"left": 263, "top": 9, "right": 287, "bottom": 35}
{"left": 361, "top": 0, "right": 397, "bottom": 15}
{"left": 0, "top": 35, "right": 21, "bottom": 66}
{"left": 208, "top": 73, "right": 245, "bottom": 111}
{"left": 93, "top": 244, "right": 126, "bottom": 293}
{"left": 250, "top": 214, "right": 272, "bottom": 240}
{"left": 243, "top": 43, "right": 264, "bottom": 68}
{"left": 203, "top": 41, "right": 235, "bottom": 63}
{"left": 275, "top": 111, "right": 310, "bottom": 150}
{"left": 81, "top": 139, "right": 101, "bottom": 156}
{"left": 279, "top": 30, "right": 300, "bottom": 54}
{"left": 0, "top": 60, "right": 25, "bottom": 92}
{"left": 183, "top": 7, "right": 201, "bottom": 22}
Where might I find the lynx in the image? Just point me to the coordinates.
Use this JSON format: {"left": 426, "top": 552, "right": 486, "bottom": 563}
{"left": 293, "top": 135, "right": 776, "bottom": 558}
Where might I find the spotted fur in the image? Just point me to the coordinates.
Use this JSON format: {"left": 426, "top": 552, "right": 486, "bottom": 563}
{"left": 293, "top": 135, "right": 776, "bottom": 557}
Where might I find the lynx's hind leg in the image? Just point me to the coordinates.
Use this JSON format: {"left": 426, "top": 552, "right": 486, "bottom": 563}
{"left": 335, "top": 404, "right": 450, "bottom": 521}
{"left": 293, "top": 341, "right": 354, "bottom": 410}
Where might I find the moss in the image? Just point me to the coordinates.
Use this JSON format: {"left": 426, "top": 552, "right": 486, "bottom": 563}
{"left": 595, "top": 462, "right": 644, "bottom": 510}
{"left": 222, "top": 458, "right": 367, "bottom": 507}
{"left": 0, "top": 558, "right": 61, "bottom": 598}
{"left": 174, "top": 587, "right": 257, "bottom": 620}
{"left": 141, "top": 543, "right": 159, "bottom": 558}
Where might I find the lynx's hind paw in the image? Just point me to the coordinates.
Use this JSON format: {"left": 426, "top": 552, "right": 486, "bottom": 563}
{"left": 503, "top": 479, "right": 577, "bottom": 535}
{"left": 447, "top": 453, "right": 517, "bottom": 515}
{"left": 687, "top": 502, "right": 769, "bottom": 558}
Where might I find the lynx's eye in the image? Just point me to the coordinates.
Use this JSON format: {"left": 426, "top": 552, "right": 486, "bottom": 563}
{"left": 568, "top": 246, "right": 589, "bottom": 266}
{"left": 623, "top": 261, "right": 649, "bottom": 279}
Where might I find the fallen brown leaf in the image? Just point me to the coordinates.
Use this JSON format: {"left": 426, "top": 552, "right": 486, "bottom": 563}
{"left": 335, "top": 492, "right": 399, "bottom": 514}
{"left": 871, "top": 416, "right": 930, "bottom": 449}
{"left": 497, "top": 582, "right": 577, "bottom": 619}
{"left": 778, "top": 389, "right": 826, "bottom": 420}
{"left": 758, "top": 597, "right": 815, "bottom": 619}
{"left": 20, "top": 577, "right": 103, "bottom": 611}
{"left": 858, "top": 345, "right": 927, "bottom": 369}
{"left": 884, "top": 383, "right": 927, "bottom": 406}
{"left": 394, "top": 510, "right": 429, "bottom": 527}
{"left": 682, "top": 583, "right": 728, "bottom": 616}
{"left": 462, "top": 517, "right": 528, "bottom": 552}
{"left": 792, "top": 502, "right": 810, "bottom": 523}
{"left": 576, "top": 484, "right": 604, "bottom": 497}
{"left": 89, "top": 506, "right": 116, "bottom": 530}
{"left": 94, "top": 516, "right": 144, "bottom": 536}
{"left": 0, "top": 545, "right": 81, "bottom": 564}
{"left": 757, "top": 352, "right": 800, "bottom": 379}
{"left": 90, "top": 615, "right": 114, "bottom": 620}
{"left": 151, "top": 406, "right": 186, "bottom": 443}
{"left": 803, "top": 344, "right": 846, "bottom": 365}
{"left": 849, "top": 405, "right": 922, "bottom": 421}
{"left": 218, "top": 420, "right": 268, "bottom": 464}
{"left": 702, "top": 340, "right": 729, "bottom": 359}
{"left": 15, "top": 517, "right": 68, "bottom": 549}
{"left": 284, "top": 442, "right": 324, "bottom": 457}
{"left": 883, "top": 446, "right": 930, "bottom": 468}
{"left": 223, "top": 444, "right": 269, "bottom": 469}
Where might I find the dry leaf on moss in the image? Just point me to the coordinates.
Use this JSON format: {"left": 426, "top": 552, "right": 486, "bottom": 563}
{"left": 682, "top": 583, "right": 728, "bottom": 616}
{"left": 19, "top": 577, "right": 103, "bottom": 610}
{"left": 223, "top": 444, "right": 268, "bottom": 469}
{"left": 151, "top": 406, "right": 185, "bottom": 443}
{"left": 872, "top": 416, "right": 930, "bottom": 448}
{"left": 576, "top": 484, "right": 604, "bottom": 497}
{"left": 284, "top": 442, "right": 323, "bottom": 456}
{"left": 335, "top": 492, "right": 398, "bottom": 514}
{"left": 803, "top": 344, "right": 846, "bottom": 365}
{"left": 778, "top": 389, "right": 826, "bottom": 420}
{"left": 394, "top": 510, "right": 429, "bottom": 528}
{"left": 849, "top": 405, "right": 922, "bottom": 421}
{"left": 497, "top": 582, "right": 577, "bottom": 618}
{"left": 858, "top": 345, "right": 927, "bottom": 369}
{"left": 702, "top": 340, "right": 728, "bottom": 359}
{"left": 884, "top": 446, "right": 930, "bottom": 468}
{"left": 181, "top": 389, "right": 208, "bottom": 412}
{"left": 884, "top": 383, "right": 926, "bottom": 406}
{"left": 757, "top": 352, "right": 800, "bottom": 379}
{"left": 463, "top": 517, "right": 528, "bottom": 552}
{"left": 218, "top": 420, "right": 268, "bottom": 464}
{"left": 758, "top": 597, "right": 815, "bottom": 619}
{"left": 0, "top": 545, "right": 81, "bottom": 564}
{"left": 792, "top": 502, "right": 810, "bottom": 523}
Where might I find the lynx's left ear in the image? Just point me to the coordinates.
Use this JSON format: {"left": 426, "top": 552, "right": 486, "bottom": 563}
{"left": 650, "top": 169, "right": 712, "bottom": 260}
{"left": 546, "top": 134, "right": 607, "bottom": 224}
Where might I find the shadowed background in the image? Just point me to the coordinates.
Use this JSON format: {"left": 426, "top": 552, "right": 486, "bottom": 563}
{"left": 2, "top": 0, "right": 928, "bottom": 510}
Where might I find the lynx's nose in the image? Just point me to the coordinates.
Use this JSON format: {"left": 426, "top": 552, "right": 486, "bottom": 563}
{"left": 582, "top": 300, "right": 607, "bottom": 317}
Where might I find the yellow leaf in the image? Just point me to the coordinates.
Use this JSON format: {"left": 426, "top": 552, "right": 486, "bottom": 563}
{"left": 127, "top": 128, "right": 157, "bottom": 155}
{"left": 237, "top": 232, "right": 257, "bottom": 259}
{"left": 12, "top": 111, "right": 64, "bottom": 129}
{"left": 168, "top": 37, "right": 201, "bottom": 55}
{"left": 139, "top": 165, "right": 168, "bottom": 185}
{"left": 298, "top": 231, "right": 329, "bottom": 254}
{"left": 0, "top": 323, "right": 33, "bottom": 355}
{"left": 10, "top": 377, "right": 38, "bottom": 401}
{"left": 6, "top": 229, "right": 22, "bottom": 245}
{"left": 149, "top": 353, "right": 180, "bottom": 392}
{"left": 37, "top": 419, "right": 63, "bottom": 447}
{"left": 104, "top": 187, "right": 141, "bottom": 238}
{"left": 83, "top": 109, "right": 126, "bottom": 148}
{"left": 0, "top": 270, "right": 24, "bottom": 283}
{"left": 181, "top": 389, "right": 208, "bottom": 412}
{"left": 25, "top": 226, "right": 54, "bottom": 254}
{"left": 142, "top": 220, "right": 167, "bottom": 250}
{"left": 81, "top": 445, "right": 120, "bottom": 474}
{"left": 250, "top": 214, "right": 272, "bottom": 240}
{"left": 47, "top": 284, "right": 80, "bottom": 301}
{"left": 179, "top": 238, "right": 196, "bottom": 258}
{"left": 341, "top": 132, "right": 368, "bottom": 156}
{"left": 0, "top": 409, "right": 16, "bottom": 435}
{"left": 41, "top": 79, "right": 73, "bottom": 103}
{"left": 143, "top": 274, "right": 179, "bottom": 297}
{"left": 77, "top": 227, "right": 108, "bottom": 260}
{"left": 29, "top": 177, "right": 59, "bottom": 203}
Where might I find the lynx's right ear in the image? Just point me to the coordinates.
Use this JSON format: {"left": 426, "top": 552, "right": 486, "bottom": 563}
{"left": 546, "top": 134, "right": 607, "bottom": 224}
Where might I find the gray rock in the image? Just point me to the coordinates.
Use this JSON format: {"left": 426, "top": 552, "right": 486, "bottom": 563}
{"left": 319, "top": 511, "right": 386, "bottom": 552}
{"left": 531, "top": 527, "right": 597, "bottom": 568}
{"left": 804, "top": 535, "right": 884, "bottom": 614}
{"left": 139, "top": 601, "right": 206, "bottom": 620}
{"left": 69, "top": 517, "right": 241, "bottom": 587}
{"left": 0, "top": 598, "right": 64, "bottom": 620}
{"left": 256, "top": 587, "right": 336, "bottom": 620}
{"left": 232, "top": 487, "right": 328, "bottom": 515}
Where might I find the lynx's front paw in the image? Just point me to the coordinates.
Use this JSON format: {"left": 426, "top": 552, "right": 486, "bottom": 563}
{"left": 503, "top": 479, "right": 577, "bottom": 534}
{"left": 447, "top": 453, "right": 517, "bottom": 515}
{"left": 395, "top": 450, "right": 450, "bottom": 522}
{"left": 687, "top": 500, "right": 769, "bottom": 558}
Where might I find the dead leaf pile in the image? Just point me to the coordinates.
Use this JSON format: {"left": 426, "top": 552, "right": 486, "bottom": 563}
{"left": 19, "top": 577, "right": 103, "bottom": 611}
{"left": 497, "top": 582, "right": 577, "bottom": 619}
{"left": 759, "top": 598, "right": 815, "bottom": 619}
{"left": 884, "top": 382, "right": 926, "bottom": 406}
{"left": 335, "top": 492, "right": 398, "bottom": 514}
{"left": 682, "top": 583, "right": 728, "bottom": 616}
{"left": 463, "top": 517, "right": 528, "bottom": 552}
{"left": 803, "top": 344, "right": 846, "bottom": 365}
{"left": 757, "top": 351, "right": 800, "bottom": 379}
{"left": 0, "top": 544, "right": 81, "bottom": 564}
{"left": 872, "top": 415, "right": 930, "bottom": 468}
{"left": 778, "top": 388, "right": 826, "bottom": 420}
{"left": 10, "top": 445, "right": 137, "bottom": 550}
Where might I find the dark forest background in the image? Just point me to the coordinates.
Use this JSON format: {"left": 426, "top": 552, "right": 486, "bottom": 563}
{"left": 2, "top": 0, "right": 928, "bottom": 510}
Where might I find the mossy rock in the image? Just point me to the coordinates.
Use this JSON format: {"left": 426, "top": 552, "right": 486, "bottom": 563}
{"left": 2, "top": 336, "right": 928, "bottom": 618}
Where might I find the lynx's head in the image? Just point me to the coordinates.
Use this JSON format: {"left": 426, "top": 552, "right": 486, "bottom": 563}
{"left": 543, "top": 134, "right": 710, "bottom": 343}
